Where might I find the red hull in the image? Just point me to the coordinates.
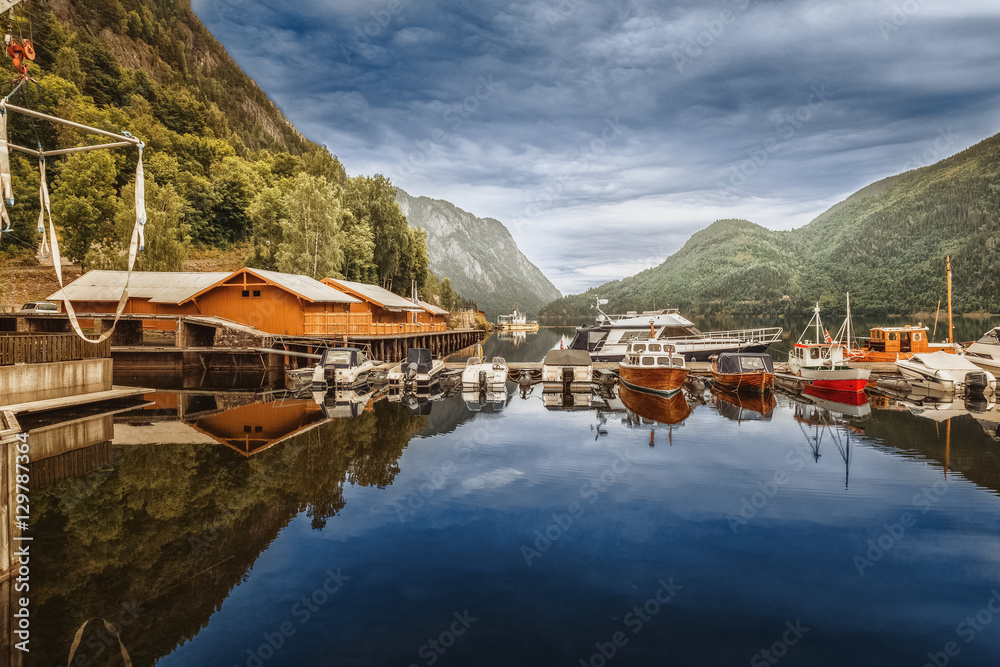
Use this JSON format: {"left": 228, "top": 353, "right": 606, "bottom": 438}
{"left": 811, "top": 378, "right": 867, "bottom": 393}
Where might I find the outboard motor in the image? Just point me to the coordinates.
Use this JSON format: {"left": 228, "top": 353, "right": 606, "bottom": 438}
{"left": 562, "top": 365, "right": 574, "bottom": 391}
{"left": 479, "top": 369, "right": 487, "bottom": 391}
{"left": 311, "top": 363, "right": 327, "bottom": 392}
{"left": 965, "top": 371, "right": 990, "bottom": 396}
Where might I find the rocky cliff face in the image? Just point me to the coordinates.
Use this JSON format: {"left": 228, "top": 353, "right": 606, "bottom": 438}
{"left": 395, "top": 190, "right": 561, "bottom": 319}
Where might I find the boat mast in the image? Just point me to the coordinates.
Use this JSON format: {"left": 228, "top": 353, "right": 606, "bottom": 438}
{"left": 946, "top": 255, "right": 954, "bottom": 345}
{"left": 814, "top": 302, "right": 821, "bottom": 344}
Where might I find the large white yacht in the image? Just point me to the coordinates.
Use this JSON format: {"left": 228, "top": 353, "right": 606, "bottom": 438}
{"left": 567, "top": 299, "right": 782, "bottom": 362}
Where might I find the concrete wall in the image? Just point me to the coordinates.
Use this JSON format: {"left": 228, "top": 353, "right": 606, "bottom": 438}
{"left": 0, "top": 359, "right": 112, "bottom": 406}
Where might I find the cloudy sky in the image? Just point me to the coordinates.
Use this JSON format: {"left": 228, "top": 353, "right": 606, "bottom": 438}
{"left": 191, "top": 0, "right": 1000, "bottom": 295}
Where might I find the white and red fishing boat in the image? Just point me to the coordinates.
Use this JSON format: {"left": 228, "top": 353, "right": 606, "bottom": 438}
{"left": 788, "top": 304, "right": 870, "bottom": 393}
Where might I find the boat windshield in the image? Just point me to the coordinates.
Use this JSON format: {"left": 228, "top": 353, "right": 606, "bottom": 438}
{"left": 975, "top": 330, "right": 1000, "bottom": 345}
{"left": 465, "top": 356, "right": 484, "bottom": 366}
{"left": 324, "top": 350, "right": 353, "bottom": 366}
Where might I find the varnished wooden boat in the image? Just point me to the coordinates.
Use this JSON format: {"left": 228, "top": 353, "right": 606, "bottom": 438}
{"left": 710, "top": 352, "right": 775, "bottom": 393}
{"left": 619, "top": 383, "right": 691, "bottom": 425}
{"left": 618, "top": 341, "right": 689, "bottom": 397}
{"left": 712, "top": 386, "right": 776, "bottom": 421}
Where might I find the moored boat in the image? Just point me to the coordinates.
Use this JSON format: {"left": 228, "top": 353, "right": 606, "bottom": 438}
{"left": 385, "top": 348, "right": 446, "bottom": 392}
{"left": 617, "top": 340, "right": 689, "bottom": 397}
{"left": 962, "top": 326, "right": 1000, "bottom": 375}
{"left": 310, "top": 346, "right": 376, "bottom": 391}
{"left": 461, "top": 345, "right": 508, "bottom": 392}
{"left": 497, "top": 309, "right": 539, "bottom": 332}
{"left": 568, "top": 297, "right": 781, "bottom": 362}
{"left": 848, "top": 324, "right": 957, "bottom": 362}
{"left": 895, "top": 350, "right": 996, "bottom": 396}
{"left": 788, "top": 304, "right": 870, "bottom": 393}
{"left": 710, "top": 352, "right": 774, "bottom": 394}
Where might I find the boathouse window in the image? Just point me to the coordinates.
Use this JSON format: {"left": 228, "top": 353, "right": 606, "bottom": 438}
{"left": 242, "top": 290, "right": 250, "bottom": 297}
{"left": 253, "top": 290, "right": 261, "bottom": 297}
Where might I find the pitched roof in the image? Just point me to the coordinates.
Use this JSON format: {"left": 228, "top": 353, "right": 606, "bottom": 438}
{"left": 322, "top": 278, "right": 423, "bottom": 312}
{"left": 49, "top": 269, "right": 361, "bottom": 305}
{"left": 416, "top": 298, "right": 450, "bottom": 316}
{"left": 49, "top": 271, "right": 230, "bottom": 304}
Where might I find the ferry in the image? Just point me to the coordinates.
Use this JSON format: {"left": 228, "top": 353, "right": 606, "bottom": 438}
{"left": 567, "top": 299, "right": 781, "bottom": 362}
{"left": 497, "top": 309, "right": 539, "bottom": 332}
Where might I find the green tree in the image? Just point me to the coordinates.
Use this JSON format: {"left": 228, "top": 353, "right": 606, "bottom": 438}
{"left": 439, "top": 277, "right": 457, "bottom": 311}
{"left": 342, "top": 174, "right": 410, "bottom": 291}
{"left": 51, "top": 150, "right": 123, "bottom": 267}
{"left": 275, "top": 173, "right": 344, "bottom": 279}
{"left": 246, "top": 184, "right": 289, "bottom": 272}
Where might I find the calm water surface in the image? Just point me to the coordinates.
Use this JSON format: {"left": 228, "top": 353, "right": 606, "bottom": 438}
{"left": 27, "top": 374, "right": 1000, "bottom": 666}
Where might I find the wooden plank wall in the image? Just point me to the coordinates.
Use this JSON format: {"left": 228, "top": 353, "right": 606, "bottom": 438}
{"left": 0, "top": 334, "right": 111, "bottom": 366}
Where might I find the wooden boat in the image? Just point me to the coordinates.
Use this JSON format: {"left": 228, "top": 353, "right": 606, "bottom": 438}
{"left": 617, "top": 340, "right": 689, "bottom": 397}
{"left": 711, "top": 386, "right": 776, "bottom": 421}
{"left": 848, "top": 324, "right": 957, "bottom": 362}
{"left": 710, "top": 352, "right": 774, "bottom": 393}
{"left": 619, "top": 383, "right": 691, "bottom": 425}
{"left": 788, "top": 304, "right": 870, "bottom": 393}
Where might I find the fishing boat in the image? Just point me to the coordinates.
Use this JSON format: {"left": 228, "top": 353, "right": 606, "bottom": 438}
{"left": 710, "top": 352, "right": 774, "bottom": 394}
{"left": 617, "top": 341, "right": 689, "bottom": 397}
{"left": 385, "top": 348, "right": 446, "bottom": 392}
{"left": 497, "top": 309, "right": 539, "bottom": 332}
{"left": 849, "top": 324, "right": 958, "bottom": 362}
{"left": 310, "top": 347, "right": 376, "bottom": 391}
{"left": 788, "top": 304, "right": 870, "bottom": 393}
{"left": 962, "top": 327, "right": 1000, "bottom": 375}
{"left": 461, "top": 345, "right": 508, "bottom": 392}
{"left": 567, "top": 298, "right": 781, "bottom": 362}
{"left": 619, "top": 383, "right": 691, "bottom": 425}
{"left": 895, "top": 351, "right": 996, "bottom": 396}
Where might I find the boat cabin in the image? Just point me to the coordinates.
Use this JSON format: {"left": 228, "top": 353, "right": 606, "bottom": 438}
{"left": 862, "top": 325, "right": 932, "bottom": 354}
{"left": 789, "top": 342, "right": 848, "bottom": 369}
{"left": 623, "top": 341, "right": 686, "bottom": 369}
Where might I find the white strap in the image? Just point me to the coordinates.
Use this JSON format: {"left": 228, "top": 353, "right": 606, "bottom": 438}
{"left": 0, "top": 106, "right": 13, "bottom": 238}
{"left": 67, "top": 618, "right": 133, "bottom": 667}
{"left": 45, "top": 148, "right": 148, "bottom": 343}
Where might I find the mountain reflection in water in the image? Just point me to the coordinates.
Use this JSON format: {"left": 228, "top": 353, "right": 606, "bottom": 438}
{"left": 23, "top": 383, "right": 1000, "bottom": 666}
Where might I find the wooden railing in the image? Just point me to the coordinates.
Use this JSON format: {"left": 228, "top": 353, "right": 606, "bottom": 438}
{"left": 0, "top": 333, "right": 111, "bottom": 365}
{"left": 303, "top": 313, "right": 447, "bottom": 336}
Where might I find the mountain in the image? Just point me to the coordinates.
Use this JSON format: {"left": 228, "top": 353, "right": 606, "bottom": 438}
{"left": 541, "top": 132, "right": 1000, "bottom": 319}
{"left": 395, "top": 190, "right": 561, "bottom": 318}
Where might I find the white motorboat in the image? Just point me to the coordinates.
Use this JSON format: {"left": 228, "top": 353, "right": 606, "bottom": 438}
{"left": 386, "top": 348, "right": 446, "bottom": 392}
{"left": 567, "top": 298, "right": 781, "bottom": 362}
{"left": 963, "top": 327, "right": 1000, "bottom": 375}
{"left": 461, "top": 346, "right": 508, "bottom": 392}
{"left": 310, "top": 347, "right": 376, "bottom": 391}
{"left": 542, "top": 349, "right": 593, "bottom": 392}
{"left": 895, "top": 350, "right": 997, "bottom": 396}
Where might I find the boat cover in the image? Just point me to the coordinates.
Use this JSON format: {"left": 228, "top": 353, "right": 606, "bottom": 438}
{"left": 322, "top": 347, "right": 362, "bottom": 367}
{"left": 715, "top": 353, "right": 774, "bottom": 374}
{"left": 907, "top": 350, "right": 981, "bottom": 371}
{"left": 543, "top": 349, "right": 593, "bottom": 366}
{"left": 407, "top": 348, "right": 434, "bottom": 374}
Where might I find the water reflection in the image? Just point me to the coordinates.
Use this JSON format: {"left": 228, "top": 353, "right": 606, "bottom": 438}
{"left": 711, "top": 387, "right": 776, "bottom": 421}
{"left": 24, "top": 378, "right": 1000, "bottom": 666}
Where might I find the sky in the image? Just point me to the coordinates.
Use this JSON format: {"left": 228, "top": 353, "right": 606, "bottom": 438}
{"left": 191, "top": 0, "right": 1000, "bottom": 295}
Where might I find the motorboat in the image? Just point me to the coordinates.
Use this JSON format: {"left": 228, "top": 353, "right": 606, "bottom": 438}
{"left": 461, "top": 345, "right": 508, "bottom": 392}
{"left": 788, "top": 304, "right": 870, "bottom": 392}
{"left": 567, "top": 298, "right": 781, "bottom": 362}
{"left": 311, "top": 384, "right": 378, "bottom": 418}
{"left": 710, "top": 352, "right": 774, "bottom": 394}
{"left": 541, "top": 349, "right": 593, "bottom": 392}
{"left": 386, "top": 348, "right": 445, "bottom": 392}
{"left": 618, "top": 340, "right": 689, "bottom": 397}
{"left": 895, "top": 350, "right": 996, "bottom": 396}
{"left": 310, "top": 347, "right": 376, "bottom": 391}
{"left": 963, "top": 327, "right": 1000, "bottom": 375}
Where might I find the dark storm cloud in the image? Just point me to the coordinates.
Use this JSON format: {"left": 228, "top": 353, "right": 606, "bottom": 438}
{"left": 192, "top": 0, "right": 1000, "bottom": 293}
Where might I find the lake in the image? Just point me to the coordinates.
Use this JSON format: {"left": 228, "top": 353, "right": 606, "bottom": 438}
{"left": 25, "top": 357, "right": 1000, "bottom": 666}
